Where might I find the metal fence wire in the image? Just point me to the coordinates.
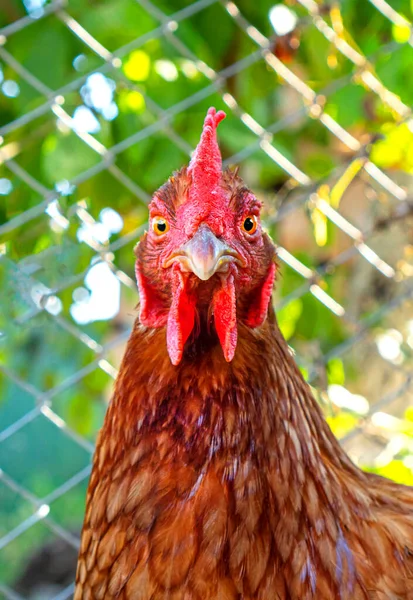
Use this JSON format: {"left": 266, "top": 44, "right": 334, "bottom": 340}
{"left": 1, "top": 0, "right": 413, "bottom": 597}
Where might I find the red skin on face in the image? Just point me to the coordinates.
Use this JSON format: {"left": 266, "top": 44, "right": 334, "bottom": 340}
{"left": 166, "top": 265, "right": 196, "bottom": 366}
{"left": 136, "top": 108, "right": 276, "bottom": 365}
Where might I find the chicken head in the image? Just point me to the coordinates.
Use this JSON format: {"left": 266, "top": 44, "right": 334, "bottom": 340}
{"left": 135, "top": 107, "right": 276, "bottom": 365}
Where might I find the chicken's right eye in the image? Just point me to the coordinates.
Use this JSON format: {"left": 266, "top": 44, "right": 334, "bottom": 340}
{"left": 152, "top": 217, "right": 169, "bottom": 236}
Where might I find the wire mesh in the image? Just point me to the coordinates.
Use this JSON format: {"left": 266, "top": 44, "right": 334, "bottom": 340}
{"left": 1, "top": 0, "right": 413, "bottom": 597}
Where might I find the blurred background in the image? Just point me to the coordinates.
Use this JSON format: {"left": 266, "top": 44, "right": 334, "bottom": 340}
{"left": 1, "top": 0, "right": 413, "bottom": 597}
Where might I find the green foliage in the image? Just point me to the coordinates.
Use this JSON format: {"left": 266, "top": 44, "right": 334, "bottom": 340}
{"left": 327, "top": 412, "right": 359, "bottom": 439}
{"left": 327, "top": 358, "right": 345, "bottom": 386}
{"left": 365, "top": 461, "right": 413, "bottom": 486}
{"left": 278, "top": 298, "right": 303, "bottom": 340}
{"left": 371, "top": 123, "right": 413, "bottom": 172}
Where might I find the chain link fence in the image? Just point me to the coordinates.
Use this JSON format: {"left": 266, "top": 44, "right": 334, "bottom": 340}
{"left": 1, "top": 0, "right": 413, "bottom": 597}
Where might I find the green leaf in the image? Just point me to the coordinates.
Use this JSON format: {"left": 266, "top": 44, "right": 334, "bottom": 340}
{"left": 278, "top": 298, "right": 303, "bottom": 340}
{"left": 365, "top": 461, "right": 413, "bottom": 485}
{"left": 392, "top": 23, "right": 411, "bottom": 44}
{"left": 327, "top": 413, "right": 358, "bottom": 439}
{"left": 327, "top": 358, "right": 345, "bottom": 385}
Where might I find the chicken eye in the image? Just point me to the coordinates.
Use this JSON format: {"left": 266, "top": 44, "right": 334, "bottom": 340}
{"left": 242, "top": 215, "right": 258, "bottom": 235}
{"left": 152, "top": 217, "right": 169, "bottom": 236}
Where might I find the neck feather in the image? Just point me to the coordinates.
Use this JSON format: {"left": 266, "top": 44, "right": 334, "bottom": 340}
{"left": 108, "top": 307, "right": 363, "bottom": 490}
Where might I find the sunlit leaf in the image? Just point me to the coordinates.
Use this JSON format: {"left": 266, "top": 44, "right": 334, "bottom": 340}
{"left": 405, "top": 407, "right": 413, "bottom": 422}
{"left": 392, "top": 23, "right": 411, "bottom": 44}
{"left": 365, "top": 460, "right": 413, "bottom": 485}
{"left": 311, "top": 206, "right": 328, "bottom": 247}
{"left": 327, "top": 413, "right": 358, "bottom": 439}
{"left": 123, "top": 50, "right": 151, "bottom": 82}
{"left": 119, "top": 90, "right": 146, "bottom": 113}
{"left": 371, "top": 123, "right": 413, "bottom": 171}
{"left": 299, "top": 365, "right": 309, "bottom": 380}
{"left": 330, "top": 158, "right": 365, "bottom": 208}
{"left": 327, "top": 358, "right": 345, "bottom": 385}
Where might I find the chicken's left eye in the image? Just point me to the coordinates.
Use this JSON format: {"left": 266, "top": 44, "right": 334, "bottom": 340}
{"left": 152, "top": 217, "right": 169, "bottom": 236}
{"left": 242, "top": 215, "right": 258, "bottom": 235}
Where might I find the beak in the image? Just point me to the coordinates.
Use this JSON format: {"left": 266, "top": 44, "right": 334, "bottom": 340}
{"left": 164, "top": 224, "right": 242, "bottom": 281}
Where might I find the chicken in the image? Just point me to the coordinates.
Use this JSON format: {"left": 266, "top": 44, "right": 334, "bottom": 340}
{"left": 75, "top": 108, "right": 413, "bottom": 600}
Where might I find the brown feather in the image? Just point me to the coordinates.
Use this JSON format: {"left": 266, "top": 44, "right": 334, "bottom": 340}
{"left": 75, "top": 295, "right": 413, "bottom": 599}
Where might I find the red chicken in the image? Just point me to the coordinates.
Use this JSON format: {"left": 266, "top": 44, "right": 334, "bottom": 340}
{"left": 75, "top": 108, "right": 413, "bottom": 599}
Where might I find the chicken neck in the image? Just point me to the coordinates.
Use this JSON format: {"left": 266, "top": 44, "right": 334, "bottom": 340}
{"left": 105, "top": 304, "right": 370, "bottom": 515}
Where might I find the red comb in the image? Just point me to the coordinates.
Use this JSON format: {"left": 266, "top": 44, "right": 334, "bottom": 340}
{"left": 188, "top": 107, "right": 226, "bottom": 204}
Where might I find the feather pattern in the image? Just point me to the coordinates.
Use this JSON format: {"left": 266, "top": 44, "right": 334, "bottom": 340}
{"left": 75, "top": 307, "right": 413, "bottom": 599}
